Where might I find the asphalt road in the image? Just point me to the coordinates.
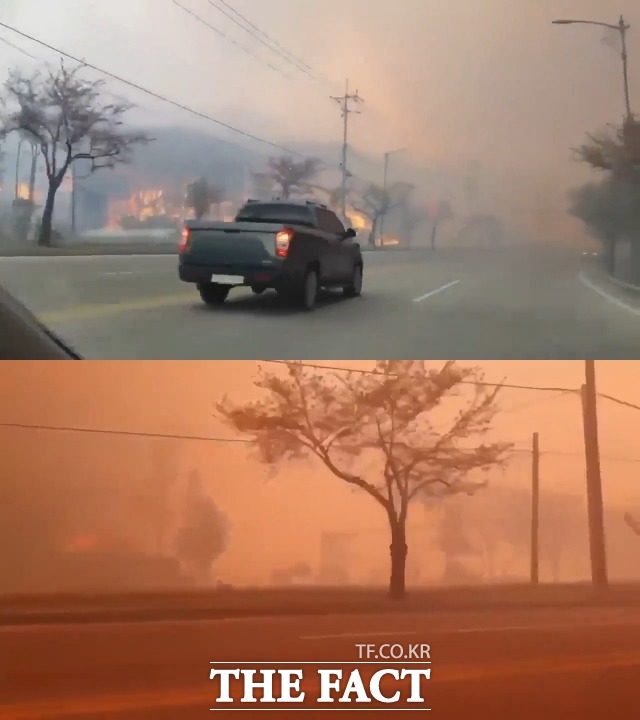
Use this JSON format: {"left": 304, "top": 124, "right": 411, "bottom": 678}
{"left": 2, "top": 606, "right": 640, "bottom": 718}
{"left": 1, "top": 245, "right": 639, "bottom": 359}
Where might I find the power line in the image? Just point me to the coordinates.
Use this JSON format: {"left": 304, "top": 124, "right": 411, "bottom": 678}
{"left": 206, "top": 0, "right": 314, "bottom": 78}
{"left": 2, "top": 420, "right": 639, "bottom": 464}
{"left": 0, "top": 35, "right": 146, "bottom": 112}
{"left": 0, "top": 20, "right": 301, "bottom": 156}
{"left": 259, "top": 360, "right": 579, "bottom": 393}
{"left": 215, "top": 0, "right": 314, "bottom": 75}
{"left": 171, "top": 0, "right": 287, "bottom": 77}
{"left": 502, "top": 390, "right": 576, "bottom": 415}
{"left": 260, "top": 362, "right": 640, "bottom": 413}
{"left": 511, "top": 447, "right": 640, "bottom": 464}
{"left": 599, "top": 393, "right": 640, "bottom": 413}
{"left": 0, "top": 34, "right": 37, "bottom": 60}
{"left": 0, "top": 421, "right": 251, "bottom": 444}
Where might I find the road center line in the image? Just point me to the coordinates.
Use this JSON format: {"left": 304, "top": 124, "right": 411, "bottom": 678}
{"left": 412, "top": 280, "right": 459, "bottom": 304}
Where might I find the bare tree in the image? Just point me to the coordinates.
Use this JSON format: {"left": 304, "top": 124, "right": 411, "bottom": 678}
{"left": 217, "top": 360, "right": 511, "bottom": 600}
{"left": 0, "top": 60, "right": 152, "bottom": 245}
{"left": 435, "top": 499, "right": 482, "bottom": 583}
{"left": 175, "top": 471, "right": 229, "bottom": 583}
{"left": 399, "top": 201, "right": 429, "bottom": 248}
{"left": 429, "top": 200, "right": 454, "bottom": 251}
{"left": 266, "top": 155, "right": 322, "bottom": 199}
{"left": 351, "top": 182, "right": 413, "bottom": 246}
{"left": 186, "top": 177, "right": 225, "bottom": 220}
{"left": 304, "top": 184, "right": 346, "bottom": 212}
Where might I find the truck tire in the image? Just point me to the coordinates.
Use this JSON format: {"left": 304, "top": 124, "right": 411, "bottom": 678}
{"left": 198, "top": 283, "right": 230, "bottom": 305}
{"left": 343, "top": 263, "right": 363, "bottom": 298}
{"left": 300, "top": 268, "right": 319, "bottom": 311}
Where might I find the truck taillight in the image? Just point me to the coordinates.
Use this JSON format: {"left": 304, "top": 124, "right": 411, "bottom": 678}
{"left": 275, "top": 229, "right": 293, "bottom": 258}
{"left": 179, "top": 227, "right": 191, "bottom": 253}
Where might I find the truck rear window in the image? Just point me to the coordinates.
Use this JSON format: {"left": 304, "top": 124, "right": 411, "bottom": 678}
{"left": 235, "top": 203, "right": 314, "bottom": 226}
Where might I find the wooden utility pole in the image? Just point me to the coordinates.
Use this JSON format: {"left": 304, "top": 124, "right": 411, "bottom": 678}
{"left": 330, "top": 79, "right": 363, "bottom": 222}
{"left": 581, "top": 360, "right": 608, "bottom": 590}
{"left": 530, "top": 432, "right": 540, "bottom": 585}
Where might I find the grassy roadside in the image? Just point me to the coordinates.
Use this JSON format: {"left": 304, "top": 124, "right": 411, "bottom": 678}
{"left": 2, "top": 583, "right": 640, "bottom": 625}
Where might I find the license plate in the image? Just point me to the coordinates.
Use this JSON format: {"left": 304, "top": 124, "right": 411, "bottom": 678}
{"left": 211, "top": 274, "right": 244, "bottom": 284}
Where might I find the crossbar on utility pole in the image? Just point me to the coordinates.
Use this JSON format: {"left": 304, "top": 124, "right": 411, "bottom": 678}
{"left": 530, "top": 432, "right": 540, "bottom": 585}
{"left": 330, "top": 79, "right": 363, "bottom": 223}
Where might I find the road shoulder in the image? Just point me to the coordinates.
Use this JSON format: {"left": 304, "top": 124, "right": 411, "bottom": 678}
{"left": 579, "top": 257, "right": 640, "bottom": 316}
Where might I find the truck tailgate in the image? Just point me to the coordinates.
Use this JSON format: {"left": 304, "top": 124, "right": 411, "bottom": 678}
{"left": 184, "top": 222, "right": 280, "bottom": 265}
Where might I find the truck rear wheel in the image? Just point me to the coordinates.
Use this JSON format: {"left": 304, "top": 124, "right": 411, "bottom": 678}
{"left": 299, "top": 268, "right": 319, "bottom": 311}
{"left": 198, "top": 283, "right": 230, "bottom": 305}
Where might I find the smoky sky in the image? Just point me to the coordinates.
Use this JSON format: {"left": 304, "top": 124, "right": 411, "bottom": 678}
{"left": 1, "top": 0, "right": 638, "bottom": 182}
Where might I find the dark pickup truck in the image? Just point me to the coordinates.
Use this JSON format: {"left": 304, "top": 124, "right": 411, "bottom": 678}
{"left": 178, "top": 199, "right": 363, "bottom": 310}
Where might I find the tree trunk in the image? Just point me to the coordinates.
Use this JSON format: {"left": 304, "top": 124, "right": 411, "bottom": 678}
{"left": 38, "top": 180, "right": 59, "bottom": 247}
{"left": 388, "top": 519, "right": 408, "bottom": 600}
{"left": 369, "top": 217, "right": 379, "bottom": 248}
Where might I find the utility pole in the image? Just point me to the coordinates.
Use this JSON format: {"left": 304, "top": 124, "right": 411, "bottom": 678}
{"left": 530, "top": 432, "right": 540, "bottom": 585}
{"left": 581, "top": 360, "right": 608, "bottom": 591}
{"left": 330, "top": 79, "right": 363, "bottom": 223}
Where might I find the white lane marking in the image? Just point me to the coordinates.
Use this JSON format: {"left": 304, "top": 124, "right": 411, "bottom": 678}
{"left": 99, "top": 270, "right": 165, "bottom": 277}
{"left": 579, "top": 270, "right": 640, "bottom": 317}
{"left": 413, "top": 280, "right": 459, "bottom": 303}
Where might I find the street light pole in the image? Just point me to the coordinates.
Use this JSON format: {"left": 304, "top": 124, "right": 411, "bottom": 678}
{"left": 552, "top": 15, "right": 632, "bottom": 120}
{"left": 620, "top": 16, "right": 632, "bottom": 121}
